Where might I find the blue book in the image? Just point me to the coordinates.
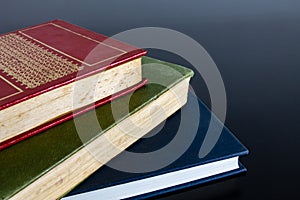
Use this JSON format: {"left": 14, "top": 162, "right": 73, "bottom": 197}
{"left": 63, "top": 92, "right": 248, "bottom": 200}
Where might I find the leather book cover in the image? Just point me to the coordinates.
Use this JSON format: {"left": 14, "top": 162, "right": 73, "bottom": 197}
{"left": 0, "top": 19, "right": 146, "bottom": 110}
{"left": 0, "top": 57, "right": 194, "bottom": 199}
{"left": 64, "top": 92, "right": 248, "bottom": 199}
{"left": 0, "top": 20, "right": 147, "bottom": 146}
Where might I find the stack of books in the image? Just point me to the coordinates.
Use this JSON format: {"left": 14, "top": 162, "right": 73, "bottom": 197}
{"left": 0, "top": 20, "right": 248, "bottom": 200}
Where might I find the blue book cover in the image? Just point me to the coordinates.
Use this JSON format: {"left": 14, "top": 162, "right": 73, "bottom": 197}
{"left": 63, "top": 92, "right": 248, "bottom": 199}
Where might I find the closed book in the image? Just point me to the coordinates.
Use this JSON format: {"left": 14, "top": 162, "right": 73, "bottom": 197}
{"left": 0, "top": 57, "right": 193, "bottom": 199}
{"left": 63, "top": 92, "right": 248, "bottom": 200}
{"left": 0, "top": 19, "right": 147, "bottom": 145}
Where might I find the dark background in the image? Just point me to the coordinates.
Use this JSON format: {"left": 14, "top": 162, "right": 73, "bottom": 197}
{"left": 1, "top": 0, "right": 300, "bottom": 199}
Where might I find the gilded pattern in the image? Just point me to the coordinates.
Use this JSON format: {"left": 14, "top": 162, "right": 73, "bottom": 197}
{"left": 0, "top": 33, "right": 83, "bottom": 89}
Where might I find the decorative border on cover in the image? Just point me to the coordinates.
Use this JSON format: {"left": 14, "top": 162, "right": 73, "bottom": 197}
{"left": 19, "top": 23, "right": 127, "bottom": 67}
{"left": 0, "top": 75, "right": 23, "bottom": 101}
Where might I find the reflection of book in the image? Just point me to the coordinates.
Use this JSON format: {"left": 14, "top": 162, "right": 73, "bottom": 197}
{"left": 0, "top": 57, "right": 193, "bottom": 199}
{"left": 0, "top": 19, "right": 146, "bottom": 145}
{"left": 63, "top": 93, "right": 248, "bottom": 200}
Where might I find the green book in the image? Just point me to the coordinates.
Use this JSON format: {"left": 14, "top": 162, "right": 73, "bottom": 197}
{"left": 0, "top": 57, "right": 194, "bottom": 200}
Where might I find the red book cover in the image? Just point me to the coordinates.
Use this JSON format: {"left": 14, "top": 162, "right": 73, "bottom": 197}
{"left": 0, "top": 19, "right": 146, "bottom": 110}
{"left": 0, "top": 20, "right": 147, "bottom": 147}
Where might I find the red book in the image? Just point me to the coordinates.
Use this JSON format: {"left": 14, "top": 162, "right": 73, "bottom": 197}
{"left": 0, "top": 20, "right": 147, "bottom": 146}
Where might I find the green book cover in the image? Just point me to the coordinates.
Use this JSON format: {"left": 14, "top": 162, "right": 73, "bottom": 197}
{"left": 0, "top": 57, "right": 194, "bottom": 200}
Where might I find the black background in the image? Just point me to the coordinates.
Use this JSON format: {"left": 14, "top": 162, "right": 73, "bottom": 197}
{"left": 1, "top": 1, "right": 300, "bottom": 199}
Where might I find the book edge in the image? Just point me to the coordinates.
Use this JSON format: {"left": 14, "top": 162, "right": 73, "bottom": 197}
{"left": 0, "top": 79, "right": 148, "bottom": 151}
{"left": 8, "top": 77, "right": 191, "bottom": 200}
{"left": 132, "top": 161, "right": 246, "bottom": 199}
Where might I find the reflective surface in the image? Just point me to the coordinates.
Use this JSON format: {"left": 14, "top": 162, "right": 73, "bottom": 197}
{"left": 1, "top": 1, "right": 299, "bottom": 199}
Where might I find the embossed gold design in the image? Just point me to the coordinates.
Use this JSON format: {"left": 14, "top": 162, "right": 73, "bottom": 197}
{"left": 0, "top": 33, "right": 83, "bottom": 88}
